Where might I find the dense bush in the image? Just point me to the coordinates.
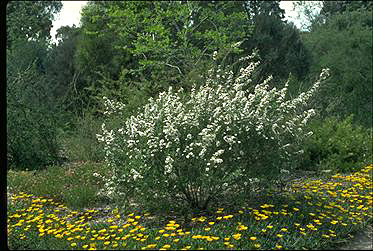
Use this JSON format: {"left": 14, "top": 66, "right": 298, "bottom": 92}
{"left": 96, "top": 53, "right": 330, "bottom": 211}
{"left": 299, "top": 115, "right": 372, "bottom": 173}
{"left": 7, "top": 60, "right": 63, "bottom": 170}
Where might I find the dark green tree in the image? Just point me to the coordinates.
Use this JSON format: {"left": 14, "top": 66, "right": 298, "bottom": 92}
{"left": 46, "top": 25, "right": 85, "bottom": 113}
{"left": 7, "top": 40, "right": 63, "bottom": 170}
{"left": 241, "top": 1, "right": 310, "bottom": 86}
{"left": 302, "top": 8, "right": 372, "bottom": 127}
{"left": 6, "top": 1, "right": 64, "bottom": 170}
{"left": 244, "top": 0, "right": 285, "bottom": 23}
{"left": 320, "top": 0, "right": 373, "bottom": 16}
{"left": 297, "top": 1, "right": 373, "bottom": 31}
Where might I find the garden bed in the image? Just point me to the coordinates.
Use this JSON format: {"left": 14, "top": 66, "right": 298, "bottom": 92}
{"left": 7, "top": 164, "right": 372, "bottom": 250}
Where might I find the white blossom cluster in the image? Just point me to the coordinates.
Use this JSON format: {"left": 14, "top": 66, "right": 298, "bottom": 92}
{"left": 96, "top": 52, "right": 330, "bottom": 203}
{"left": 102, "top": 96, "right": 126, "bottom": 116}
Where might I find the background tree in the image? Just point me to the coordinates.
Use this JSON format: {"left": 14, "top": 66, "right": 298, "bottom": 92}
{"left": 293, "top": 1, "right": 373, "bottom": 32}
{"left": 241, "top": 0, "right": 310, "bottom": 87}
{"left": 244, "top": 0, "right": 285, "bottom": 23}
{"left": 74, "top": 1, "right": 253, "bottom": 114}
{"left": 7, "top": 41, "right": 64, "bottom": 170}
{"left": 6, "top": 1, "right": 62, "bottom": 49}
{"left": 320, "top": 0, "right": 373, "bottom": 16}
{"left": 301, "top": 8, "right": 372, "bottom": 127}
{"left": 46, "top": 25, "right": 85, "bottom": 114}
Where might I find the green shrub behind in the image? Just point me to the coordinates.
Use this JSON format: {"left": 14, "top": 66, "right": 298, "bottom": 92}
{"left": 299, "top": 115, "right": 372, "bottom": 173}
{"left": 7, "top": 61, "right": 63, "bottom": 170}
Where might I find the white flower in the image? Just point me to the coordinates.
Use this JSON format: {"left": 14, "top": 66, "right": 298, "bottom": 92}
{"left": 223, "top": 135, "right": 236, "bottom": 145}
{"left": 248, "top": 178, "right": 260, "bottom": 183}
{"left": 199, "top": 148, "right": 207, "bottom": 157}
{"left": 231, "top": 41, "right": 243, "bottom": 49}
{"left": 214, "top": 149, "right": 225, "bottom": 156}
{"left": 165, "top": 156, "right": 174, "bottom": 164}
{"left": 280, "top": 169, "right": 290, "bottom": 174}
{"left": 212, "top": 51, "right": 218, "bottom": 60}
{"left": 96, "top": 51, "right": 327, "bottom": 204}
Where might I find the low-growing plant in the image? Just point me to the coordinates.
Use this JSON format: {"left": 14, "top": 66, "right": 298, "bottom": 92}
{"left": 7, "top": 162, "right": 111, "bottom": 209}
{"left": 62, "top": 111, "right": 105, "bottom": 163}
{"left": 96, "top": 52, "right": 330, "bottom": 212}
{"left": 298, "top": 115, "right": 372, "bottom": 173}
{"left": 7, "top": 165, "right": 372, "bottom": 250}
{"left": 62, "top": 184, "right": 99, "bottom": 209}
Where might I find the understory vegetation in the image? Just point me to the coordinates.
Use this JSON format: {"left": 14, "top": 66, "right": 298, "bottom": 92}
{"left": 6, "top": 1, "right": 372, "bottom": 250}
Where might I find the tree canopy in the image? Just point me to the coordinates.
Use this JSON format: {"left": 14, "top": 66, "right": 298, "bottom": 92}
{"left": 73, "top": 1, "right": 253, "bottom": 112}
{"left": 6, "top": 1, "right": 62, "bottom": 49}
{"left": 6, "top": 0, "right": 372, "bottom": 171}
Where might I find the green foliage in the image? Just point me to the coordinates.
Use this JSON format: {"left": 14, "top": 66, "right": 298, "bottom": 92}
{"left": 7, "top": 162, "right": 111, "bottom": 209}
{"left": 62, "top": 184, "right": 99, "bottom": 209}
{"left": 299, "top": 115, "right": 372, "bottom": 173}
{"left": 294, "top": 1, "right": 373, "bottom": 32}
{"left": 74, "top": 2, "right": 123, "bottom": 107}
{"left": 7, "top": 170, "right": 37, "bottom": 196}
{"left": 46, "top": 25, "right": 84, "bottom": 111}
{"left": 242, "top": 14, "right": 311, "bottom": 85}
{"left": 6, "top": 1, "right": 62, "bottom": 50}
{"left": 74, "top": 1, "right": 252, "bottom": 113}
{"left": 62, "top": 111, "right": 105, "bottom": 163}
{"left": 302, "top": 8, "right": 372, "bottom": 127}
{"left": 6, "top": 2, "right": 68, "bottom": 171}
{"left": 320, "top": 1, "right": 373, "bottom": 17}
{"left": 240, "top": 1, "right": 311, "bottom": 87}
{"left": 244, "top": 0, "right": 285, "bottom": 23}
{"left": 8, "top": 225, "right": 69, "bottom": 250}
{"left": 7, "top": 55, "right": 63, "bottom": 170}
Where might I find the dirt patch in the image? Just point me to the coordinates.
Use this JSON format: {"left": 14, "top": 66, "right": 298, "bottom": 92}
{"left": 338, "top": 224, "right": 373, "bottom": 250}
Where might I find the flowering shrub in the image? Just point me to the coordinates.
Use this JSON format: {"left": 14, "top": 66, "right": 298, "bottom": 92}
{"left": 96, "top": 52, "right": 330, "bottom": 210}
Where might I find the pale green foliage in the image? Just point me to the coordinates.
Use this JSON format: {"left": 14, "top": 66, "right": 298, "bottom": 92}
{"left": 76, "top": 1, "right": 251, "bottom": 112}
{"left": 96, "top": 53, "right": 330, "bottom": 210}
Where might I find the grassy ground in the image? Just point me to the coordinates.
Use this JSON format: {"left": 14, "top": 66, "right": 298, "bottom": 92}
{"left": 7, "top": 163, "right": 372, "bottom": 250}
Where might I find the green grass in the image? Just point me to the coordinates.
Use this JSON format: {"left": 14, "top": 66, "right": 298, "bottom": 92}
{"left": 7, "top": 161, "right": 112, "bottom": 209}
{"left": 7, "top": 163, "right": 372, "bottom": 250}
